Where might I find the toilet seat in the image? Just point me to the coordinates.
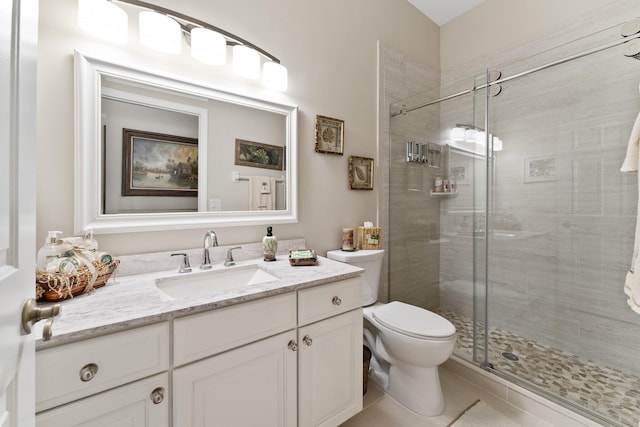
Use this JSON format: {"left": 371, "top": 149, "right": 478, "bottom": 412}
{"left": 372, "top": 301, "right": 456, "bottom": 340}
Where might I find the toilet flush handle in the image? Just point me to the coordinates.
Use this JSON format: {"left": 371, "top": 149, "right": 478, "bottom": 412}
{"left": 331, "top": 296, "right": 342, "bottom": 306}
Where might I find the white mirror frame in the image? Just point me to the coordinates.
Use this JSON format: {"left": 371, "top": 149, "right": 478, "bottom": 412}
{"left": 74, "top": 51, "right": 298, "bottom": 234}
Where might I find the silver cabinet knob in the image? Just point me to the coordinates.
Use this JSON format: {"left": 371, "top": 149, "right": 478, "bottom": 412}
{"left": 79, "top": 363, "right": 98, "bottom": 382}
{"left": 288, "top": 340, "right": 298, "bottom": 351}
{"left": 303, "top": 335, "right": 313, "bottom": 346}
{"left": 150, "top": 387, "right": 165, "bottom": 404}
{"left": 331, "top": 296, "right": 342, "bottom": 306}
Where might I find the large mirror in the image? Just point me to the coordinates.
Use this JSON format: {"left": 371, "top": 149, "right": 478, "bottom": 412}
{"left": 75, "top": 51, "right": 297, "bottom": 234}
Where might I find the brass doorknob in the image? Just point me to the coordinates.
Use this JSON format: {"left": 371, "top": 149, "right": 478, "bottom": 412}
{"left": 21, "top": 298, "right": 61, "bottom": 341}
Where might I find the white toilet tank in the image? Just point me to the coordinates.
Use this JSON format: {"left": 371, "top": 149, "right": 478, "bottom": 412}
{"left": 326, "top": 249, "right": 384, "bottom": 306}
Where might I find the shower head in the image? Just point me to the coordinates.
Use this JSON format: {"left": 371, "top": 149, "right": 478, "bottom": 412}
{"left": 623, "top": 39, "right": 640, "bottom": 59}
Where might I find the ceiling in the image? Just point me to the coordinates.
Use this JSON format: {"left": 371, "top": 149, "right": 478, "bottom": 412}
{"left": 408, "top": 0, "right": 486, "bottom": 26}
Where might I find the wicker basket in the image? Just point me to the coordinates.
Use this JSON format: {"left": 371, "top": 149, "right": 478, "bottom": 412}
{"left": 356, "top": 227, "right": 382, "bottom": 250}
{"left": 35, "top": 259, "right": 119, "bottom": 302}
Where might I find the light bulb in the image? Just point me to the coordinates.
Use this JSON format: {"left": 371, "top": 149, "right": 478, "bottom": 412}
{"left": 493, "top": 137, "right": 503, "bottom": 152}
{"left": 450, "top": 127, "right": 465, "bottom": 141}
{"left": 476, "top": 131, "right": 486, "bottom": 146}
{"left": 263, "top": 62, "right": 288, "bottom": 91}
{"left": 233, "top": 45, "right": 260, "bottom": 79}
{"left": 139, "top": 11, "right": 181, "bottom": 54}
{"left": 78, "top": 0, "right": 127, "bottom": 43}
{"left": 464, "top": 129, "right": 477, "bottom": 143}
{"left": 191, "top": 28, "right": 226, "bottom": 66}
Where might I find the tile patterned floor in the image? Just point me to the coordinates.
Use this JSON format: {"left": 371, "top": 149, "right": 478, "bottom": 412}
{"left": 437, "top": 310, "right": 640, "bottom": 427}
{"left": 340, "top": 369, "right": 527, "bottom": 427}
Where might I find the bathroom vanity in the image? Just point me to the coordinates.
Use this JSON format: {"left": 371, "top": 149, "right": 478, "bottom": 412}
{"left": 34, "top": 251, "right": 364, "bottom": 427}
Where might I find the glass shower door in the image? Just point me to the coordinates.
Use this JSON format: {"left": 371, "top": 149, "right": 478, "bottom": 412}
{"left": 482, "top": 25, "right": 640, "bottom": 426}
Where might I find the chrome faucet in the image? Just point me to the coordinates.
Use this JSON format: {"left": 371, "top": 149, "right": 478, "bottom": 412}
{"left": 225, "top": 246, "right": 242, "bottom": 267}
{"left": 171, "top": 253, "right": 192, "bottom": 273}
{"left": 201, "top": 230, "right": 218, "bottom": 270}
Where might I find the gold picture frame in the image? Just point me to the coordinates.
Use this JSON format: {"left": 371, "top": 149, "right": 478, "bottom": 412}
{"left": 315, "top": 115, "right": 344, "bottom": 155}
{"left": 349, "top": 156, "right": 374, "bottom": 190}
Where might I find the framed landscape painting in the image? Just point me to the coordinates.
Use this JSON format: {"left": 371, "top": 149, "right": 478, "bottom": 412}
{"left": 122, "top": 128, "right": 198, "bottom": 197}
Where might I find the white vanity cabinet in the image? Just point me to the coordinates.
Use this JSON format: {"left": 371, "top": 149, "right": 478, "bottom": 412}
{"left": 35, "top": 322, "right": 170, "bottom": 426}
{"left": 172, "top": 277, "right": 364, "bottom": 427}
{"left": 35, "top": 274, "right": 364, "bottom": 427}
{"left": 298, "top": 277, "right": 364, "bottom": 427}
{"left": 172, "top": 293, "right": 298, "bottom": 427}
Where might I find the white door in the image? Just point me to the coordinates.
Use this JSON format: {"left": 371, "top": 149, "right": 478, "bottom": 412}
{"left": 0, "top": 0, "right": 39, "bottom": 426}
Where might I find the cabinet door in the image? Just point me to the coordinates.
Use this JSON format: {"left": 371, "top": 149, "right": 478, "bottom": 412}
{"left": 174, "top": 330, "right": 297, "bottom": 427}
{"left": 35, "top": 373, "right": 168, "bottom": 427}
{"left": 298, "top": 309, "right": 363, "bottom": 427}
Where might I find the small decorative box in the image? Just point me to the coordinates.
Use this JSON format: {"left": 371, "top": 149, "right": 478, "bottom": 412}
{"left": 288, "top": 249, "right": 318, "bottom": 266}
{"left": 356, "top": 227, "right": 382, "bottom": 250}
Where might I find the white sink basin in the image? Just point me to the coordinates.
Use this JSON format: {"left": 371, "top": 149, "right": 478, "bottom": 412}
{"left": 156, "top": 265, "right": 279, "bottom": 299}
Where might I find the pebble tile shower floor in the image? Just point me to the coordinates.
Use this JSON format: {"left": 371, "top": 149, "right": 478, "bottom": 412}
{"left": 437, "top": 310, "right": 640, "bottom": 427}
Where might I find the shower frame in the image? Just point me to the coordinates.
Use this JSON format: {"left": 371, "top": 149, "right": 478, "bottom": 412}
{"left": 388, "top": 21, "right": 640, "bottom": 427}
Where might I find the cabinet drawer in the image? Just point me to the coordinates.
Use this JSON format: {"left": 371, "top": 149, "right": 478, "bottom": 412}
{"left": 298, "top": 277, "right": 363, "bottom": 326}
{"left": 36, "top": 373, "right": 169, "bottom": 427}
{"left": 36, "top": 322, "right": 170, "bottom": 412}
{"left": 173, "top": 292, "right": 296, "bottom": 366}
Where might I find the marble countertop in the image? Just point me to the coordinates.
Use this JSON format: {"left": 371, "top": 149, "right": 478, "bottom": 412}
{"left": 35, "top": 240, "right": 363, "bottom": 349}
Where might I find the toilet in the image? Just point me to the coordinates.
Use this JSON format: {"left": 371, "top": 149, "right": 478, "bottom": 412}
{"left": 326, "top": 249, "right": 456, "bottom": 416}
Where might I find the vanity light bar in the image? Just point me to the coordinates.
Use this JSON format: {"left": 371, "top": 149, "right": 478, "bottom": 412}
{"left": 116, "top": 0, "right": 280, "bottom": 62}
{"left": 450, "top": 124, "right": 503, "bottom": 152}
{"left": 79, "top": 0, "right": 288, "bottom": 90}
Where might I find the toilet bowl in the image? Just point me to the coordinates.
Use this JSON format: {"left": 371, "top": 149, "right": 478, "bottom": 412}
{"left": 326, "top": 249, "right": 457, "bottom": 417}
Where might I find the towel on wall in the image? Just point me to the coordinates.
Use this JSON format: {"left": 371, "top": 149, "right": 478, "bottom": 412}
{"left": 620, "top": 111, "right": 640, "bottom": 314}
{"left": 249, "top": 176, "right": 276, "bottom": 210}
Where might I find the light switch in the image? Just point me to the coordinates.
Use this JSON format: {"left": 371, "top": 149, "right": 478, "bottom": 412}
{"left": 209, "top": 199, "right": 222, "bottom": 211}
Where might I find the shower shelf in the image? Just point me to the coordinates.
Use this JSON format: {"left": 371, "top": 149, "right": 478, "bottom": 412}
{"left": 430, "top": 190, "right": 458, "bottom": 197}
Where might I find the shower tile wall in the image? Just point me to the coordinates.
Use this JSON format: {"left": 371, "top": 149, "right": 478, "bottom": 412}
{"left": 379, "top": 43, "right": 441, "bottom": 306}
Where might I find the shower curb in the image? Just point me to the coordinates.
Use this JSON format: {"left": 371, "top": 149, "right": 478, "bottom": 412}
{"left": 444, "top": 356, "right": 609, "bottom": 427}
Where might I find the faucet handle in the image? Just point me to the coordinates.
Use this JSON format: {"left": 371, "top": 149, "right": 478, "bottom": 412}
{"left": 225, "top": 246, "right": 242, "bottom": 267}
{"left": 171, "top": 253, "right": 192, "bottom": 273}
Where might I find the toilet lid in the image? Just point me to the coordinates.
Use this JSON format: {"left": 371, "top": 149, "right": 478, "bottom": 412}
{"left": 372, "top": 301, "right": 456, "bottom": 339}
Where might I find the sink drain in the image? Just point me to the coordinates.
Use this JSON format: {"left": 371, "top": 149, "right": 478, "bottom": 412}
{"left": 501, "top": 352, "right": 519, "bottom": 361}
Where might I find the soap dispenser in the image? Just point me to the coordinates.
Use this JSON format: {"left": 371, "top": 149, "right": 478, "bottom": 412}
{"left": 83, "top": 228, "right": 98, "bottom": 252}
{"left": 36, "top": 231, "right": 62, "bottom": 271}
{"left": 263, "top": 226, "right": 277, "bottom": 262}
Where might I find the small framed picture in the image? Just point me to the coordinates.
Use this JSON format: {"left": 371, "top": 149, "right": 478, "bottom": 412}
{"left": 121, "top": 128, "right": 198, "bottom": 197}
{"left": 234, "top": 139, "right": 284, "bottom": 171}
{"left": 450, "top": 161, "right": 470, "bottom": 185}
{"left": 315, "top": 115, "right": 344, "bottom": 155}
{"left": 349, "top": 156, "right": 374, "bottom": 190}
{"left": 524, "top": 155, "right": 557, "bottom": 183}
